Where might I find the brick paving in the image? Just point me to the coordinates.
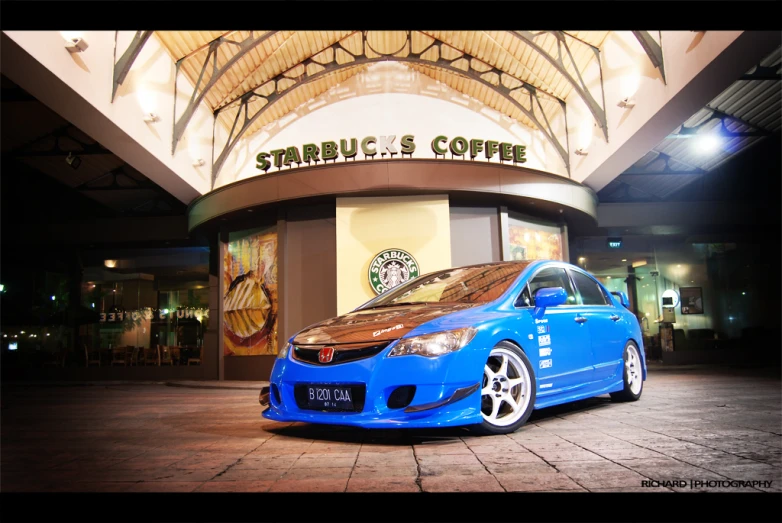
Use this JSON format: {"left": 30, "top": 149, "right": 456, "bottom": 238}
{"left": 1, "top": 366, "right": 780, "bottom": 493}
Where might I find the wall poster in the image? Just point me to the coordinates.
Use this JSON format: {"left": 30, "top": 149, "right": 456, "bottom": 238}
{"left": 507, "top": 214, "right": 563, "bottom": 261}
{"left": 223, "top": 227, "right": 278, "bottom": 356}
{"left": 680, "top": 287, "right": 704, "bottom": 315}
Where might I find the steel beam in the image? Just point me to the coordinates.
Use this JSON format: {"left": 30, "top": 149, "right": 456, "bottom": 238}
{"left": 740, "top": 63, "right": 781, "bottom": 81}
{"left": 211, "top": 31, "right": 571, "bottom": 185}
{"left": 112, "top": 31, "right": 154, "bottom": 101}
{"left": 622, "top": 152, "right": 705, "bottom": 176}
{"left": 171, "top": 31, "right": 280, "bottom": 154}
{"left": 632, "top": 31, "right": 666, "bottom": 84}
{"left": 668, "top": 107, "right": 772, "bottom": 139}
{"left": 11, "top": 124, "right": 112, "bottom": 157}
{"left": 511, "top": 31, "right": 608, "bottom": 141}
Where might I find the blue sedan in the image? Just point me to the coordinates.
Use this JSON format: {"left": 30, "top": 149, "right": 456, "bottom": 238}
{"left": 261, "top": 260, "right": 646, "bottom": 434}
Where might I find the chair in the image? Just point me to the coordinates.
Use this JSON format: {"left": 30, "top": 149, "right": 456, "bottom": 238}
{"left": 111, "top": 347, "right": 129, "bottom": 366}
{"left": 130, "top": 346, "right": 140, "bottom": 366}
{"left": 84, "top": 344, "right": 101, "bottom": 367}
{"left": 144, "top": 345, "right": 160, "bottom": 366}
{"left": 187, "top": 345, "right": 204, "bottom": 366}
{"left": 159, "top": 345, "right": 174, "bottom": 366}
{"left": 170, "top": 346, "right": 181, "bottom": 366}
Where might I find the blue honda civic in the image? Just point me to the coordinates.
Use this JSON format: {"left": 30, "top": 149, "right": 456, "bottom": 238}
{"left": 261, "top": 260, "right": 646, "bottom": 435}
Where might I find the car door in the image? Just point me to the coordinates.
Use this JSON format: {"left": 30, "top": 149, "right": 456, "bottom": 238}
{"left": 521, "top": 266, "right": 595, "bottom": 394}
{"left": 567, "top": 268, "right": 624, "bottom": 382}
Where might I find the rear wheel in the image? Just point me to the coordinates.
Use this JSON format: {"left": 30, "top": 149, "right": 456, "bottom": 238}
{"left": 474, "top": 341, "right": 536, "bottom": 435}
{"left": 610, "top": 341, "right": 644, "bottom": 402}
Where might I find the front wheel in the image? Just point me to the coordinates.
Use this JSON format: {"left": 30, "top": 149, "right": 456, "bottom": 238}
{"left": 610, "top": 341, "right": 644, "bottom": 402}
{"left": 473, "top": 341, "right": 536, "bottom": 435}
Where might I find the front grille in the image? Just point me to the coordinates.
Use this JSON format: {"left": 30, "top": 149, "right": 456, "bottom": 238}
{"left": 292, "top": 342, "right": 390, "bottom": 366}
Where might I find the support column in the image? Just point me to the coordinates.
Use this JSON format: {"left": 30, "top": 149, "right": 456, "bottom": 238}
{"left": 625, "top": 265, "right": 640, "bottom": 317}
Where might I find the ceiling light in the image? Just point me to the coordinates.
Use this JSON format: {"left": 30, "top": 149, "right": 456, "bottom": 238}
{"left": 618, "top": 98, "right": 636, "bottom": 108}
{"left": 632, "top": 260, "right": 647, "bottom": 268}
{"left": 621, "top": 259, "right": 627, "bottom": 262}
{"left": 65, "top": 152, "right": 82, "bottom": 169}
{"left": 192, "top": 159, "right": 205, "bottom": 167}
{"left": 64, "top": 37, "right": 89, "bottom": 53}
{"left": 695, "top": 133, "right": 721, "bottom": 155}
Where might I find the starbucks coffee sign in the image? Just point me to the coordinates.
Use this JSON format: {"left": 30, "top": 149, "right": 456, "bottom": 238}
{"left": 256, "top": 134, "right": 527, "bottom": 171}
{"left": 368, "top": 249, "right": 420, "bottom": 295}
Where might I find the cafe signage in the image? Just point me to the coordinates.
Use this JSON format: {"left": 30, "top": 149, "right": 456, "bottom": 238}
{"left": 368, "top": 248, "right": 420, "bottom": 295}
{"left": 99, "top": 308, "right": 209, "bottom": 322}
{"left": 256, "top": 134, "right": 527, "bottom": 171}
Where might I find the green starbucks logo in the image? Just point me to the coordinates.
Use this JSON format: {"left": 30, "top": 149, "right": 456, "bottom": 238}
{"left": 368, "top": 249, "right": 420, "bottom": 295}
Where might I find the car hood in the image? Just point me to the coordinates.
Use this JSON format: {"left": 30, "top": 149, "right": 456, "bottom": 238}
{"left": 291, "top": 303, "right": 477, "bottom": 346}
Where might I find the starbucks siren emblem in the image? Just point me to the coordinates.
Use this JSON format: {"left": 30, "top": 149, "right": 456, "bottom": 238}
{"left": 368, "top": 249, "right": 420, "bottom": 295}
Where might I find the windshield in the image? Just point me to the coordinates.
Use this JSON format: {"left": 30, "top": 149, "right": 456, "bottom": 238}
{"left": 361, "top": 262, "right": 531, "bottom": 308}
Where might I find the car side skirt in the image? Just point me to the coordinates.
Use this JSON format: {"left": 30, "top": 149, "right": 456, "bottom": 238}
{"left": 534, "top": 378, "right": 625, "bottom": 410}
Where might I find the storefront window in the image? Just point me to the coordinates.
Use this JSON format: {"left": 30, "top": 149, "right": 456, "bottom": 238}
{"left": 79, "top": 248, "right": 210, "bottom": 366}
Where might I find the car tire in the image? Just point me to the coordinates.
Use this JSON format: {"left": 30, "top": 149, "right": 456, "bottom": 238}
{"left": 610, "top": 341, "right": 644, "bottom": 402}
{"left": 473, "top": 341, "right": 537, "bottom": 436}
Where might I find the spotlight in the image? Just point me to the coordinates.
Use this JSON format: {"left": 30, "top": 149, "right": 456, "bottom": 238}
{"left": 192, "top": 159, "right": 205, "bottom": 167}
{"left": 65, "top": 152, "right": 82, "bottom": 169}
{"left": 143, "top": 113, "right": 160, "bottom": 123}
{"left": 575, "top": 148, "right": 588, "bottom": 156}
{"left": 618, "top": 97, "right": 636, "bottom": 108}
{"left": 65, "top": 37, "right": 89, "bottom": 53}
{"left": 695, "top": 134, "right": 721, "bottom": 155}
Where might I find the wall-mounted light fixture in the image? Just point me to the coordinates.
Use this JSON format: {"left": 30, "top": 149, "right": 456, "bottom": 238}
{"left": 65, "top": 152, "right": 82, "bottom": 169}
{"left": 143, "top": 113, "right": 160, "bottom": 123}
{"left": 192, "top": 159, "right": 205, "bottom": 167}
{"left": 618, "top": 97, "right": 636, "bottom": 108}
{"left": 65, "top": 36, "right": 89, "bottom": 53}
{"left": 104, "top": 260, "right": 117, "bottom": 268}
{"left": 575, "top": 148, "right": 588, "bottom": 156}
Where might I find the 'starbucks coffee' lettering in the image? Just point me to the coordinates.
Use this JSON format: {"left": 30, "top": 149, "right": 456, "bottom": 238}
{"left": 256, "top": 133, "right": 526, "bottom": 171}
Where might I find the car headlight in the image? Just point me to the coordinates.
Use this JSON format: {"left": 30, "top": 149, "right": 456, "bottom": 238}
{"left": 277, "top": 342, "right": 291, "bottom": 360}
{"left": 389, "top": 327, "right": 477, "bottom": 358}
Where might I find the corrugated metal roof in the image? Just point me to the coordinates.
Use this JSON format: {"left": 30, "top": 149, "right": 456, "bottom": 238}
{"left": 610, "top": 45, "right": 781, "bottom": 201}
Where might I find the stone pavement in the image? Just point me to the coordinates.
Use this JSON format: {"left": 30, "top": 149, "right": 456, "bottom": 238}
{"left": 1, "top": 366, "right": 780, "bottom": 493}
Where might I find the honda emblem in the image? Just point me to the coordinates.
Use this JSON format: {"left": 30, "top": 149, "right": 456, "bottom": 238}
{"left": 318, "top": 347, "right": 335, "bottom": 363}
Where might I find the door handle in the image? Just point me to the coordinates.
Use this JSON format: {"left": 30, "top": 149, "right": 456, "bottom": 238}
{"left": 610, "top": 315, "right": 620, "bottom": 321}
{"left": 575, "top": 316, "right": 588, "bottom": 324}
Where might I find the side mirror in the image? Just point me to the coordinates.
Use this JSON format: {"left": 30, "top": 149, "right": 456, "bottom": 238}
{"left": 611, "top": 291, "right": 630, "bottom": 309}
{"left": 532, "top": 287, "right": 568, "bottom": 319}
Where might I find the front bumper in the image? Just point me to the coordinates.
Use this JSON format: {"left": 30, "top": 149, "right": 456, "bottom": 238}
{"left": 261, "top": 339, "right": 488, "bottom": 429}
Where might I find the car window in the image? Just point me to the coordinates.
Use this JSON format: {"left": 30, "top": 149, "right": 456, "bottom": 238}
{"left": 527, "top": 267, "right": 577, "bottom": 306}
{"left": 364, "top": 263, "right": 532, "bottom": 307}
{"left": 569, "top": 270, "right": 608, "bottom": 305}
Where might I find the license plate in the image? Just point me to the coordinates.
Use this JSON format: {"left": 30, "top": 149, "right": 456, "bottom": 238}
{"left": 305, "top": 385, "right": 354, "bottom": 411}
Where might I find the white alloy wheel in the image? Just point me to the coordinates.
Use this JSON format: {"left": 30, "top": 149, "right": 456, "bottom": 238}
{"left": 480, "top": 347, "right": 532, "bottom": 428}
{"left": 626, "top": 344, "right": 643, "bottom": 395}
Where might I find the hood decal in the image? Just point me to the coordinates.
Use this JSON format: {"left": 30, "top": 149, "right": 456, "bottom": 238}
{"left": 373, "top": 324, "right": 404, "bottom": 338}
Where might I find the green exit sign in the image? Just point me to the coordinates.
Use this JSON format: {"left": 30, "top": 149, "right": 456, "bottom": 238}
{"left": 607, "top": 238, "right": 623, "bottom": 249}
